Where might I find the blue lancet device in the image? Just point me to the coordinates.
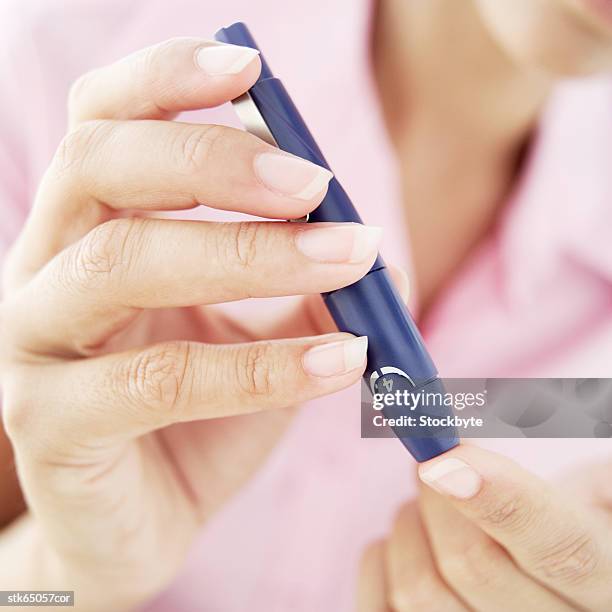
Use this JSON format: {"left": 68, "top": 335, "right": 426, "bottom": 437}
{"left": 215, "top": 23, "right": 459, "bottom": 461}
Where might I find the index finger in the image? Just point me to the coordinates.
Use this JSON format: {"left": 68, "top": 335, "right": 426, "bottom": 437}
{"left": 418, "top": 445, "right": 612, "bottom": 611}
{"left": 68, "top": 37, "right": 261, "bottom": 126}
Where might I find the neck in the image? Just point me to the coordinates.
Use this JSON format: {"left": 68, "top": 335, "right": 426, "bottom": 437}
{"left": 372, "top": 0, "right": 553, "bottom": 312}
{"left": 373, "top": 0, "right": 552, "bottom": 155}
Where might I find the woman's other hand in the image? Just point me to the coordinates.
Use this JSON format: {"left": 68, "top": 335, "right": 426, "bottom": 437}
{"left": 357, "top": 445, "right": 612, "bottom": 611}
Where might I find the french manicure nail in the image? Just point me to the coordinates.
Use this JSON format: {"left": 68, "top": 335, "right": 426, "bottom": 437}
{"left": 196, "top": 44, "right": 259, "bottom": 75}
{"left": 303, "top": 337, "right": 368, "bottom": 377}
{"left": 296, "top": 224, "right": 382, "bottom": 263}
{"left": 419, "top": 458, "right": 482, "bottom": 500}
{"left": 254, "top": 152, "right": 333, "bottom": 200}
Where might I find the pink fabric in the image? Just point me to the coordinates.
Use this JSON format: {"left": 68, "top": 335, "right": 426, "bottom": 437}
{"left": 0, "top": 1, "right": 611, "bottom": 610}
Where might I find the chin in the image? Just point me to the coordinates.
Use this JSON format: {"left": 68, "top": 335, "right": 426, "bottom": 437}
{"left": 474, "top": 0, "right": 612, "bottom": 77}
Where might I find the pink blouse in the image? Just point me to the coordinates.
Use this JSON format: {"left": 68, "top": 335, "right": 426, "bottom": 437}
{"left": 0, "top": 1, "right": 611, "bottom": 610}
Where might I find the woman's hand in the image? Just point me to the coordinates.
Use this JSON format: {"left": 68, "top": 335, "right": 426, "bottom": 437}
{"left": 357, "top": 445, "right": 612, "bottom": 611}
{"left": 0, "top": 38, "right": 388, "bottom": 610}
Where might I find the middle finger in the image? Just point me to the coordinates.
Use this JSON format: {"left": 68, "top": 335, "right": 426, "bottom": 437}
{"left": 6, "top": 218, "right": 382, "bottom": 356}
{"left": 13, "top": 119, "right": 332, "bottom": 281}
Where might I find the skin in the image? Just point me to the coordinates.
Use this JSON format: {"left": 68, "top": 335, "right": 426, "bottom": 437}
{"left": 0, "top": 0, "right": 612, "bottom": 610}
{"left": 373, "top": 0, "right": 612, "bottom": 311}
{"left": 357, "top": 447, "right": 612, "bottom": 611}
{"left": 0, "top": 38, "right": 407, "bottom": 611}
{"left": 358, "top": 0, "right": 612, "bottom": 610}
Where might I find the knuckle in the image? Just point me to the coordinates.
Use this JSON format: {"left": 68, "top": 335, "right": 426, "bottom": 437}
{"left": 61, "top": 218, "right": 142, "bottom": 289}
{"left": 171, "top": 124, "right": 226, "bottom": 174}
{"left": 52, "top": 120, "right": 113, "bottom": 176}
{"left": 137, "top": 38, "right": 185, "bottom": 106}
{"left": 477, "top": 489, "right": 536, "bottom": 534}
{"left": 138, "top": 40, "right": 167, "bottom": 79}
{"left": 437, "top": 539, "right": 506, "bottom": 590}
{"left": 231, "top": 222, "right": 262, "bottom": 271}
{"left": 534, "top": 531, "right": 598, "bottom": 586}
{"left": 140, "top": 37, "right": 183, "bottom": 75}
{"left": 236, "top": 343, "right": 277, "bottom": 398}
{"left": 117, "top": 342, "right": 192, "bottom": 416}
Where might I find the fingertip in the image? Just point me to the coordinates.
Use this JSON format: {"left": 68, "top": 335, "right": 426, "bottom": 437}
{"left": 232, "top": 48, "right": 262, "bottom": 89}
{"left": 418, "top": 453, "right": 483, "bottom": 500}
{"left": 253, "top": 152, "right": 333, "bottom": 209}
{"left": 193, "top": 48, "right": 261, "bottom": 108}
{"left": 195, "top": 43, "right": 261, "bottom": 77}
{"left": 302, "top": 335, "right": 367, "bottom": 378}
{"left": 157, "top": 39, "right": 263, "bottom": 111}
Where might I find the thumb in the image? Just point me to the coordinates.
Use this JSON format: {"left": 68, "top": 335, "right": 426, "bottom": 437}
{"left": 418, "top": 445, "right": 612, "bottom": 611}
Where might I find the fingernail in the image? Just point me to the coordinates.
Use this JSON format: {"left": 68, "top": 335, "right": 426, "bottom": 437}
{"left": 303, "top": 337, "right": 368, "bottom": 377}
{"left": 419, "top": 458, "right": 482, "bottom": 500}
{"left": 296, "top": 224, "right": 382, "bottom": 263}
{"left": 254, "top": 152, "right": 333, "bottom": 200}
{"left": 196, "top": 44, "right": 259, "bottom": 75}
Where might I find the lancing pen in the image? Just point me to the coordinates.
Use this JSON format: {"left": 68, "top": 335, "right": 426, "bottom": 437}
{"left": 215, "top": 23, "right": 459, "bottom": 462}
